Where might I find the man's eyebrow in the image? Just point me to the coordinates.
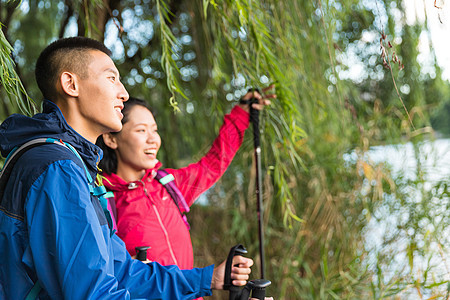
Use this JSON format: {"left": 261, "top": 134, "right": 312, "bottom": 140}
{"left": 105, "top": 68, "right": 119, "bottom": 77}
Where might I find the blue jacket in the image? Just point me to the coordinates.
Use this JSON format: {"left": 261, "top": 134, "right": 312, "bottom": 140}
{"left": 0, "top": 101, "right": 213, "bottom": 299}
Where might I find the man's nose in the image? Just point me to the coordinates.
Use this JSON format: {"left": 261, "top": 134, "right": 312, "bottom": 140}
{"left": 119, "top": 81, "right": 129, "bottom": 102}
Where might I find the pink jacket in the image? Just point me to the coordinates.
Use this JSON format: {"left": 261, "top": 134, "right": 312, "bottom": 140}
{"left": 103, "top": 106, "right": 249, "bottom": 269}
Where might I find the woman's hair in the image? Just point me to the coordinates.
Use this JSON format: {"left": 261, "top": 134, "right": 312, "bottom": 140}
{"left": 96, "top": 97, "right": 152, "bottom": 174}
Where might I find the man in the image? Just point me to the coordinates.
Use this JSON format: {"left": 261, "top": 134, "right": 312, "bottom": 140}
{"left": 0, "top": 37, "right": 252, "bottom": 299}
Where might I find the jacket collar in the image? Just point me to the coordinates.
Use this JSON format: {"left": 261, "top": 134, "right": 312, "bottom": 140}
{"left": 42, "top": 100, "right": 103, "bottom": 172}
{"left": 102, "top": 161, "right": 163, "bottom": 191}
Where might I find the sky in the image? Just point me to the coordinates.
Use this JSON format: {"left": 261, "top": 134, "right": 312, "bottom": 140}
{"left": 336, "top": 0, "right": 450, "bottom": 85}
{"left": 406, "top": 0, "right": 450, "bottom": 80}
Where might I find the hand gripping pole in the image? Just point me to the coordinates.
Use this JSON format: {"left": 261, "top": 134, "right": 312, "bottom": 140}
{"left": 224, "top": 244, "right": 271, "bottom": 300}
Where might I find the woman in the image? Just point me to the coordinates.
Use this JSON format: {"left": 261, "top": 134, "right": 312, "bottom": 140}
{"left": 97, "top": 89, "right": 273, "bottom": 270}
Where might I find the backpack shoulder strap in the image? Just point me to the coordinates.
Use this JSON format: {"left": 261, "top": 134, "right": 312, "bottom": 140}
{"left": 155, "top": 169, "right": 190, "bottom": 230}
{"left": 25, "top": 279, "right": 42, "bottom": 300}
{"left": 0, "top": 137, "right": 93, "bottom": 189}
{"left": 0, "top": 138, "right": 52, "bottom": 201}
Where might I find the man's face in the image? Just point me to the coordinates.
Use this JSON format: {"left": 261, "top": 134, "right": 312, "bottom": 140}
{"left": 76, "top": 50, "right": 129, "bottom": 140}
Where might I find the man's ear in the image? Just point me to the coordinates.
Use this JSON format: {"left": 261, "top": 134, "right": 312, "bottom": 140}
{"left": 60, "top": 71, "right": 79, "bottom": 97}
{"left": 102, "top": 133, "right": 118, "bottom": 150}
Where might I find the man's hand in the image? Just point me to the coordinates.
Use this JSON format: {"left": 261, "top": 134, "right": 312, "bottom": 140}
{"left": 211, "top": 255, "right": 254, "bottom": 290}
{"left": 131, "top": 255, "right": 152, "bottom": 264}
{"left": 238, "top": 84, "right": 276, "bottom": 113}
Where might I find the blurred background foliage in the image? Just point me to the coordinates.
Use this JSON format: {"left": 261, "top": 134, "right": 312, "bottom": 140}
{"left": 0, "top": 0, "right": 449, "bottom": 298}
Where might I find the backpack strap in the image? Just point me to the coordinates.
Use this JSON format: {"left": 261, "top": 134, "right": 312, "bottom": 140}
{"left": 105, "top": 191, "right": 116, "bottom": 220}
{"left": 0, "top": 138, "right": 52, "bottom": 201}
{"left": 25, "top": 280, "right": 42, "bottom": 300}
{"left": 155, "top": 169, "right": 190, "bottom": 230}
{"left": 105, "top": 191, "right": 118, "bottom": 231}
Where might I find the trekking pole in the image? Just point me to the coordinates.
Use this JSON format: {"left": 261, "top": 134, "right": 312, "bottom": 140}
{"left": 241, "top": 88, "right": 265, "bottom": 279}
{"left": 252, "top": 100, "right": 265, "bottom": 280}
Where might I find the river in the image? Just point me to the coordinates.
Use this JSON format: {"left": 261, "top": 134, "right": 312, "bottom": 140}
{"left": 363, "top": 139, "right": 450, "bottom": 298}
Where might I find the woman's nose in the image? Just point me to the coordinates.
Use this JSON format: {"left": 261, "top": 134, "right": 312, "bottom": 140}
{"left": 147, "top": 132, "right": 157, "bottom": 142}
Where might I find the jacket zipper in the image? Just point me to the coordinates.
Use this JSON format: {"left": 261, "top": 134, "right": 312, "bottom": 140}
{"left": 141, "top": 181, "right": 179, "bottom": 265}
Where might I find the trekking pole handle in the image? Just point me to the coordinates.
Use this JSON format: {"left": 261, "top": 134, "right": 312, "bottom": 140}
{"left": 223, "top": 245, "right": 272, "bottom": 300}
{"left": 224, "top": 244, "right": 248, "bottom": 300}
{"left": 135, "top": 246, "right": 151, "bottom": 261}
{"left": 239, "top": 88, "right": 261, "bottom": 149}
{"left": 248, "top": 279, "right": 272, "bottom": 300}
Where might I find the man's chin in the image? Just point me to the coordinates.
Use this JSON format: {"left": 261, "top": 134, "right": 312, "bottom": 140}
{"left": 107, "top": 123, "right": 123, "bottom": 133}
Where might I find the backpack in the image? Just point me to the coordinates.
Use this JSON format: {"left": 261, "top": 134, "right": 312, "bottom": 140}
{"left": 105, "top": 169, "right": 191, "bottom": 231}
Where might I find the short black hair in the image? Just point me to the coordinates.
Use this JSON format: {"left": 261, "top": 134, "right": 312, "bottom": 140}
{"left": 97, "top": 97, "right": 153, "bottom": 175}
{"left": 35, "top": 37, "right": 112, "bottom": 100}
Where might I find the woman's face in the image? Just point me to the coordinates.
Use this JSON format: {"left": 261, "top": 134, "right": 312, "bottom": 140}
{"left": 113, "top": 105, "right": 161, "bottom": 180}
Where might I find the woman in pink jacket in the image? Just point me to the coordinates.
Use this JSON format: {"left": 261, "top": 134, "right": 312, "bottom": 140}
{"left": 97, "top": 89, "right": 273, "bottom": 271}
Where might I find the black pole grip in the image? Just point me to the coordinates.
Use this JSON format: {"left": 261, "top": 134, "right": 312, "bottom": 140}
{"left": 224, "top": 244, "right": 248, "bottom": 300}
{"left": 249, "top": 279, "right": 271, "bottom": 300}
{"left": 250, "top": 105, "right": 260, "bottom": 148}
{"left": 224, "top": 245, "right": 272, "bottom": 300}
{"left": 239, "top": 88, "right": 261, "bottom": 149}
{"left": 135, "top": 246, "right": 150, "bottom": 261}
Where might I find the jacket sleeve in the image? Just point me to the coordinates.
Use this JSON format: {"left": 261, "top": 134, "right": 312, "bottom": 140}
{"left": 169, "top": 105, "right": 249, "bottom": 206}
{"left": 110, "top": 233, "right": 213, "bottom": 299}
{"left": 25, "top": 159, "right": 213, "bottom": 299}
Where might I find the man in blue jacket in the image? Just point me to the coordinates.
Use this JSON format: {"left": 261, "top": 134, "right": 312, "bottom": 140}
{"left": 0, "top": 37, "right": 253, "bottom": 299}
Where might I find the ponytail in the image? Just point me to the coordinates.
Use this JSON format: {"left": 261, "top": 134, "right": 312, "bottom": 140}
{"left": 97, "top": 135, "right": 118, "bottom": 174}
